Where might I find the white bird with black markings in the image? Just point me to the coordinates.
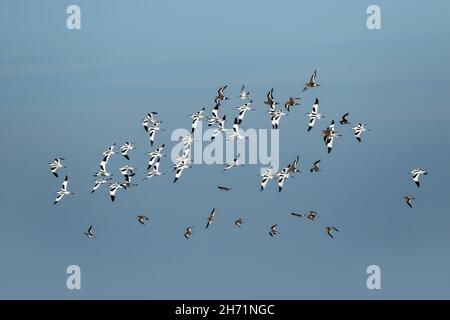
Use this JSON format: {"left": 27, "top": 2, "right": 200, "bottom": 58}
{"left": 322, "top": 120, "right": 341, "bottom": 154}
{"left": 269, "top": 110, "right": 287, "bottom": 129}
{"left": 205, "top": 208, "right": 216, "bottom": 229}
{"left": 84, "top": 225, "right": 95, "bottom": 239}
{"left": 53, "top": 175, "right": 73, "bottom": 205}
{"left": 190, "top": 107, "right": 205, "bottom": 133}
{"left": 173, "top": 159, "right": 191, "bottom": 183}
{"left": 137, "top": 215, "right": 149, "bottom": 225}
{"left": 228, "top": 117, "right": 243, "bottom": 141}
{"left": 48, "top": 158, "right": 65, "bottom": 177}
{"left": 239, "top": 85, "right": 250, "bottom": 100}
{"left": 211, "top": 115, "right": 226, "bottom": 141}
{"left": 101, "top": 143, "right": 116, "bottom": 158}
{"left": 264, "top": 88, "right": 278, "bottom": 112}
{"left": 94, "top": 155, "right": 113, "bottom": 177}
{"left": 144, "top": 157, "right": 164, "bottom": 179}
{"left": 260, "top": 167, "right": 274, "bottom": 191}
{"left": 310, "top": 160, "right": 321, "bottom": 173}
{"left": 306, "top": 98, "right": 322, "bottom": 132}
{"left": 224, "top": 154, "right": 243, "bottom": 171}
{"left": 236, "top": 100, "right": 254, "bottom": 125}
{"left": 119, "top": 164, "right": 136, "bottom": 177}
{"left": 179, "top": 135, "right": 194, "bottom": 149}
{"left": 410, "top": 169, "right": 428, "bottom": 188}
{"left": 284, "top": 97, "right": 301, "bottom": 112}
{"left": 148, "top": 122, "right": 163, "bottom": 146}
{"left": 184, "top": 226, "right": 194, "bottom": 239}
{"left": 326, "top": 226, "right": 339, "bottom": 239}
{"left": 141, "top": 112, "right": 158, "bottom": 132}
{"left": 146, "top": 144, "right": 165, "bottom": 171}
{"left": 352, "top": 123, "right": 368, "bottom": 142}
{"left": 120, "top": 142, "right": 135, "bottom": 160}
{"left": 269, "top": 224, "right": 279, "bottom": 237}
{"left": 208, "top": 103, "right": 222, "bottom": 126}
{"left": 109, "top": 183, "right": 127, "bottom": 202}
{"left": 303, "top": 69, "right": 320, "bottom": 91}
{"left": 91, "top": 178, "right": 112, "bottom": 194}
{"left": 404, "top": 196, "right": 415, "bottom": 208}
{"left": 215, "top": 85, "right": 229, "bottom": 104}
{"left": 275, "top": 156, "right": 300, "bottom": 192}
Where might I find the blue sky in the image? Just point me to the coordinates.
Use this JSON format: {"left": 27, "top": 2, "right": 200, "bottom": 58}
{"left": 0, "top": 0, "right": 450, "bottom": 299}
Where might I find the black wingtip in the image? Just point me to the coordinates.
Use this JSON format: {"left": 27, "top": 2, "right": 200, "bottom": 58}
{"left": 327, "top": 148, "right": 332, "bottom": 154}
{"left": 307, "top": 127, "right": 312, "bottom": 132}
{"left": 415, "top": 181, "right": 420, "bottom": 188}
{"left": 356, "top": 137, "right": 361, "bottom": 142}
{"left": 124, "top": 155, "right": 130, "bottom": 160}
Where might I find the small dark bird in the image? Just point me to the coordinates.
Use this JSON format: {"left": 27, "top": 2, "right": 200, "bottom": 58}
{"left": 339, "top": 113, "right": 350, "bottom": 125}
{"left": 137, "top": 215, "right": 149, "bottom": 225}
{"left": 217, "top": 186, "right": 232, "bottom": 192}
{"left": 326, "top": 226, "right": 339, "bottom": 239}
{"left": 290, "top": 212, "right": 305, "bottom": 218}
{"left": 404, "top": 196, "right": 415, "bottom": 208}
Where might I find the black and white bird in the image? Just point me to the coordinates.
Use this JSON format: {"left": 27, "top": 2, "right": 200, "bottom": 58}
{"left": 146, "top": 144, "right": 165, "bottom": 171}
{"left": 120, "top": 142, "right": 135, "bottom": 160}
{"left": 239, "top": 85, "right": 250, "bottom": 100}
{"left": 234, "top": 218, "right": 245, "bottom": 228}
{"left": 352, "top": 123, "right": 368, "bottom": 142}
{"left": 211, "top": 115, "right": 226, "bottom": 141}
{"left": 303, "top": 69, "right": 320, "bottom": 91}
{"left": 190, "top": 107, "right": 205, "bottom": 133}
{"left": 310, "top": 160, "right": 321, "bottom": 173}
{"left": 322, "top": 120, "right": 341, "bottom": 154}
{"left": 84, "top": 225, "right": 95, "bottom": 239}
{"left": 224, "top": 154, "right": 243, "bottom": 171}
{"left": 307, "top": 211, "right": 318, "bottom": 220}
{"left": 228, "top": 117, "right": 243, "bottom": 141}
{"left": 217, "top": 186, "right": 232, "bottom": 192}
{"left": 269, "top": 110, "right": 287, "bottom": 129}
{"left": 236, "top": 100, "right": 254, "bottom": 125}
{"left": 260, "top": 167, "right": 274, "bottom": 191}
{"left": 101, "top": 143, "right": 116, "bottom": 158}
{"left": 410, "top": 169, "right": 428, "bottom": 188}
{"left": 290, "top": 212, "right": 305, "bottom": 218}
{"left": 206, "top": 208, "right": 216, "bottom": 229}
{"left": 184, "top": 226, "right": 194, "bottom": 239}
{"left": 54, "top": 175, "right": 73, "bottom": 205}
{"left": 284, "top": 97, "right": 301, "bottom": 112}
{"left": 148, "top": 122, "right": 163, "bottom": 146}
{"left": 339, "top": 113, "right": 350, "bottom": 125}
{"left": 48, "top": 158, "right": 65, "bottom": 177}
{"left": 276, "top": 156, "right": 300, "bottom": 192}
{"left": 109, "top": 183, "right": 126, "bottom": 202}
{"left": 269, "top": 224, "right": 279, "bottom": 237}
{"left": 179, "top": 135, "right": 194, "bottom": 149}
{"left": 91, "top": 178, "right": 112, "bottom": 193}
{"left": 137, "top": 215, "right": 149, "bottom": 225}
{"left": 119, "top": 164, "right": 136, "bottom": 177}
{"left": 306, "top": 98, "right": 323, "bottom": 132}
{"left": 173, "top": 159, "right": 191, "bottom": 183}
{"left": 215, "top": 86, "right": 229, "bottom": 104}
{"left": 326, "top": 226, "right": 339, "bottom": 239}
{"left": 264, "top": 88, "right": 278, "bottom": 112}
{"left": 94, "top": 155, "right": 113, "bottom": 177}
{"left": 144, "top": 156, "right": 164, "bottom": 179}
{"left": 404, "top": 196, "right": 415, "bottom": 208}
{"left": 141, "top": 112, "right": 158, "bottom": 132}
{"left": 207, "top": 103, "right": 222, "bottom": 126}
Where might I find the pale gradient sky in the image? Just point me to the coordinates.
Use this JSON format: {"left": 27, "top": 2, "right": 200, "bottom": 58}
{"left": 0, "top": 0, "right": 449, "bottom": 299}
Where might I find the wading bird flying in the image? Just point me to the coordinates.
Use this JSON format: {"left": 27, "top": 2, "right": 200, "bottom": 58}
{"left": 303, "top": 69, "right": 320, "bottom": 91}
{"left": 48, "top": 158, "right": 65, "bottom": 177}
{"left": 54, "top": 175, "right": 74, "bottom": 205}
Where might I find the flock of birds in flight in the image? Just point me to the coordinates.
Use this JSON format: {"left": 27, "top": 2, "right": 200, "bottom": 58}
{"left": 47, "top": 70, "right": 428, "bottom": 241}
